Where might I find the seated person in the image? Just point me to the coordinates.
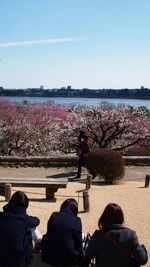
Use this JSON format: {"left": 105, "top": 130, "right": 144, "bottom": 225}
{"left": 81, "top": 203, "right": 148, "bottom": 267}
{"left": 0, "top": 191, "right": 41, "bottom": 267}
{"left": 41, "top": 198, "right": 83, "bottom": 266}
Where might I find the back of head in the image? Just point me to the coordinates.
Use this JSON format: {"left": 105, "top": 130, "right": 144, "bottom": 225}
{"left": 9, "top": 191, "right": 29, "bottom": 209}
{"left": 98, "top": 203, "right": 124, "bottom": 231}
{"left": 60, "top": 198, "right": 78, "bottom": 216}
{"left": 79, "top": 130, "right": 86, "bottom": 137}
{"left": 78, "top": 130, "right": 87, "bottom": 141}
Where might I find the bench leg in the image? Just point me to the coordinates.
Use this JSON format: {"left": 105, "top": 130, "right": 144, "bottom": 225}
{"left": 0, "top": 187, "right": 5, "bottom": 196}
{"left": 46, "top": 188, "right": 58, "bottom": 201}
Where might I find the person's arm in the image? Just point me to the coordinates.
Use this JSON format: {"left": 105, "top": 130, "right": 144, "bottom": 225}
{"left": 69, "top": 141, "right": 80, "bottom": 148}
{"left": 80, "top": 231, "right": 97, "bottom": 267}
{"left": 130, "top": 231, "right": 148, "bottom": 265}
{"left": 25, "top": 215, "right": 40, "bottom": 228}
{"left": 73, "top": 217, "right": 82, "bottom": 249}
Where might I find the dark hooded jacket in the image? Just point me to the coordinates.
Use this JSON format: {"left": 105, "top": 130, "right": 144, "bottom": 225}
{"left": 0, "top": 203, "right": 40, "bottom": 267}
{"left": 41, "top": 209, "right": 83, "bottom": 266}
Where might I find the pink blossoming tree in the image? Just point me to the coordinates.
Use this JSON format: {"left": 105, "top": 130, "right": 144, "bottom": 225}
{"left": 0, "top": 100, "right": 149, "bottom": 156}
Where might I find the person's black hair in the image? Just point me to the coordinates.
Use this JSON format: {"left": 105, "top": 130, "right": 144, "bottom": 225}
{"left": 9, "top": 191, "right": 29, "bottom": 209}
{"left": 98, "top": 203, "right": 124, "bottom": 231}
{"left": 60, "top": 198, "right": 78, "bottom": 216}
{"left": 79, "top": 130, "right": 85, "bottom": 136}
{"left": 78, "top": 130, "right": 87, "bottom": 141}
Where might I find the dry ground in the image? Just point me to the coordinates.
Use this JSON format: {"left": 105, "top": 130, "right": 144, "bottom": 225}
{"left": 0, "top": 166, "right": 149, "bottom": 267}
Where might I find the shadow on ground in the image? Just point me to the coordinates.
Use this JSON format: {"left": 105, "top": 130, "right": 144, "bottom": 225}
{"left": 46, "top": 171, "right": 76, "bottom": 179}
{"left": 30, "top": 198, "right": 57, "bottom": 203}
{"left": 73, "top": 179, "right": 115, "bottom": 187}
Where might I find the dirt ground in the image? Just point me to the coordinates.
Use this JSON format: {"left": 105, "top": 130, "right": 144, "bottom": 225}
{"left": 0, "top": 166, "right": 149, "bottom": 267}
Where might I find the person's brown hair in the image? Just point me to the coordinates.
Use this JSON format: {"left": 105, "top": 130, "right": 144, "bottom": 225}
{"left": 98, "top": 203, "right": 124, "bottom": 231}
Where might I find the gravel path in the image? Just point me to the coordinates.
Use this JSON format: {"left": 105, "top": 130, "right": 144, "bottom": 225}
{"left": 0, "top": 166, "right": 149, "bottom": 267}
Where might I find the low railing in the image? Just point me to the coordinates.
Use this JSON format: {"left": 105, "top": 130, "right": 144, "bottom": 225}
{"left": 0, "top": 155, "right": 150, "bottom": 166}
{"left": 123, "top": 156, "right": 150, "bottom": 165}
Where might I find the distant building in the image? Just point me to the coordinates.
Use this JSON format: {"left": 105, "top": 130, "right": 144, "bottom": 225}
{"left": 25, "top": 87, "right": 44, "bottom": 96}
{"left": 67, "top": 85, "right": 71, "bottom": 90}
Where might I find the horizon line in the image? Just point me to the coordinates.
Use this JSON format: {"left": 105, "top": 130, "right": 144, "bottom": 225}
{"left": 1, "top": 87, "right": 149, "bottom": 90}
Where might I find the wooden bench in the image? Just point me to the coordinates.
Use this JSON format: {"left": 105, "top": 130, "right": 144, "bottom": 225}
{"left": 0, "top": 177, "right": 68, "bottom": 201}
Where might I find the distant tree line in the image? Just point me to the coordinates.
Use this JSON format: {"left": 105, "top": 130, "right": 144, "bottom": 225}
{"left": 0, "top": 86, "right": 150, "bottom": 99}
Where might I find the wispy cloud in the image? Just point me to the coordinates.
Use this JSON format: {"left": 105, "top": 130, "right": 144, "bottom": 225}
{"left": 0, "top": 37, "right": 86, "bottom": 48}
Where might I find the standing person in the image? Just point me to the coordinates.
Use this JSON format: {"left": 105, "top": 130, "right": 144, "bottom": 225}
{"left": 41, "top": 198, "right": 83, "bottom": 266}
{"left": 71, "top": 133, "right": 90, "bottom": 179}
{"left": 0, "top": 191, "right": 41, "bottom": 267}
{"left": 81, "top": 203, "right": 148, "bottom": 267}
{"left": 76, "top": 135, "right": 90, "bottom": 179}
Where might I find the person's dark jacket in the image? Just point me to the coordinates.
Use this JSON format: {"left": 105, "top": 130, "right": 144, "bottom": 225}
{"left": 79, "top": 140, "right": 90, "bottom": 159}
{"left": 72, "top": 139, "right": 90, "bottom": 160}
{"left": 0, "top": 203, "right": 40, "bottom": 267}
{"left": 81, "top": 224, "right": 148, "bottom": 267}
{"left": 41, "top": 209, "right": 83, "bottom": 266}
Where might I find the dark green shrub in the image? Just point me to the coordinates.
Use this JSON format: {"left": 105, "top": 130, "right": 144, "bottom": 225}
{"left": 85, "top": 149, "right": 125, "bottom": 182}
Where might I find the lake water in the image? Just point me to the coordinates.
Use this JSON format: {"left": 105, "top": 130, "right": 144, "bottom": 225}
{"left": 1, "top": 96, "right": 150, "bottom": 109}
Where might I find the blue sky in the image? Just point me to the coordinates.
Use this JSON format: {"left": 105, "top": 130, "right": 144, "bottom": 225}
{"left": 0, "top": 0, "right": 150, "bottom": 89}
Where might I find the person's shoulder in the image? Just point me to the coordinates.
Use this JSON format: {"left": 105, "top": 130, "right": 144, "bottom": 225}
{"left": 48, "top": 211, "right": 61, "bottom": 221}
{"left": 71, "top": 214, "right": 82, "bottom": 227}
{"left": 117, "top": 225, "right": 137, "bottom": 239}
{"left": 50, "top": 211, "right": 58, "bottom": 216}
{"left": 121, "top": 225, "right": 136, "bottom": 233}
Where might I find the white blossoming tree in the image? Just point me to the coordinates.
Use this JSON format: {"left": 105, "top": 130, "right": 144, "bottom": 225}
{"left": 0, "top": 100, "right": 149, "bottom": 156}
{"left": 60, "top": 103, "right": 150, "bottom": 153}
